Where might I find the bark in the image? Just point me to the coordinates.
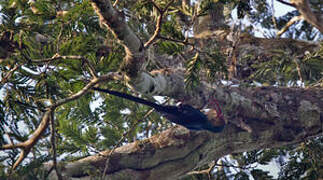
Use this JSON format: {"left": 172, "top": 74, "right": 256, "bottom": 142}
{"left": 23, "top": 1, "right": 322, "bottom": 179}
{"left": 290, "top": 0, "right": 323, "bottom": 32}
{"left": 45, "top": 2, "right": 321, "bottom": 179}
{"left": 46, "top": 87, "right": 322, "bottom": 179}
{"left": 91, "top": 0, "right": 145, "bottom": 78}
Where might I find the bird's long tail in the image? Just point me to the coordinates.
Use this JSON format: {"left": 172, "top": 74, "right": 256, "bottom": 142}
{"left": 93, "top": 87, "right": 163, "bottom": 110}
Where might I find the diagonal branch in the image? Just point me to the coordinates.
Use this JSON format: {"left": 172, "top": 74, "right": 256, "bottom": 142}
{"left": 290, "top": 0, "right": 323, "bottom": 32}
{"left": 0, "top": 64, "right": 21, "bottom": 84}
{"left": 144, "top": 0, "right": 175, "bottom": 48}
{"left": 53, "top": 73, "right": 119, "bottom": 107}
{"left": 1, "top": 72, "right": 119, "bottom": 170}
{"left": 44, "top": 86, "right": 322, "bottom": 179}
{"left": 1, "top": 109, "right": 53, "bottom": 170}
{"left": 277, "top": 16, "right": 303, "bottom": 37}
{"left": 112, "top": 0, "right": 120, "bottom": 7}
{"left": 90, "top": 0, "right": 145, "bottom": 78}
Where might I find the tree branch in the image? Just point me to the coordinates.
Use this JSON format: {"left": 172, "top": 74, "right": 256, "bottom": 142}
{"left": 144, "top": 0, "right": 175, "bottom": 47}
{"left": 277, "top": 16, "right": 303, "bottom": 37}
{"left": 53, "top": 73, "right": 117, "bottom": 107}
{"left": 31, "top": 54, "right": 97, "bottom": 78}
{"left": 0, "top": 64, "right": 21, "bottom": 84}
{"left": 90, "top": 0, "right": 145, "bottom": 78}
{"left": 1, "top": 109, "right": 53, "bottom": 170}
{"left": 157, "top": 35, "right": 194, "bottom": 46}
{"left": 290, "top": 0, "right": 323, "bottom": 32}
{"left": 50, "top": 111, "right": 62, "bottom": 180}
{"left": 1, "top": 72, "right": 119, "bottom": 170}
{"left": 45, "top": 87, "right": 322, "bottom": 179}
{"left": 276, "top": 0, "right": 296, "bottom": 7}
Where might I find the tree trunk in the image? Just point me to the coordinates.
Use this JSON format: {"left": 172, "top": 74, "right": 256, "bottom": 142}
{"left": 46, "top": 87, "right": 322, "bottom": 179}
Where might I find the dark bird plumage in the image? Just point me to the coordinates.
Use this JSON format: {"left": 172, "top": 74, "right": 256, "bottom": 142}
{"left": 93, "top": 87, "right": 225, "bottom": 133}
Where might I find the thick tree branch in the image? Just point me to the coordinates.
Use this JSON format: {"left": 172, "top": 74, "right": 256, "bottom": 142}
{"left": 90, "top": 0, "right": 145, "bottom": 78}
{"left": 46, "top": 87, "right": 322, "bottom": 179}
{"left": 89, "top": 0, "right": 187, "bottom": 100}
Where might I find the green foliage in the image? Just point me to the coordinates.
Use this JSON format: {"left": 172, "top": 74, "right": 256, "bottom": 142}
{"left": 13, "top": 155, "right": 51, "bottom": 179}
{"left": 278, "top": 137, "right": 322, "bottom": 180}
{"left": 204, "top": 50, "right": 227, "bottom": 82}
{"left": 229, "top": 138, "right": 322, "bottom": 180}
{"left": 237, "top": 0, "right": 252, "bottom": 19}
{"left": 249, "top": 44, "right": 323, "bottom": 86}
{"left": 160, "top": 20, "right": 185, "bottom": 41}
{"left": 156, "top": 41, "right": 184, "bottom": 55}
{"left": 185, "top": 51, "right": 227, "bottom": 89}
{"left": 0, "top": 0, "right": 322, "bottom": 178}
{"left": 233, "top": 171, "right": 250, "bottom": 180}
{"left": 185, "top": 53, "right": 202, "bottom": 90}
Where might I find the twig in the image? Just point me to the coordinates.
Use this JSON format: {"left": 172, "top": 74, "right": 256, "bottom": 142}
{"left": 294, "top": 58, "right": 303, "bottom": 82}
{"left": 150, "top": 0, "right": 161, "bottom": 12}
{"left": 277, "top": 16, "right": 302, "bottom": 37}
{"left": 1, "top": 73, "right": 119, "bottom": 170}
{"left": 188, "top": 161, "right": 216, "bottom": 178}
{"left": 227, "top": 29, "right": 240, "bottom": 79}
{"left": 0, "top": 64, "right": 20, "bottom": 84}
{"left": 31, "top": 54, "right": 97, "bottom": 78}
{"left": 276, "top": 0, "right": 296, "bottom": 7}
{"left": 56, "top": 24, "right": 64, "bottom": 52}
{"left": 1, "top": 109, "right": 53, "bottom": 170}
{"left": 53, "top": 73, "right": 116, "bottom": 107}
{"left": 113, "top": 0, "right": 120, "bottom": 7}
{"left": 271, "top": 0, "right": 278, "bottom": 30}
{"left": 144, "top": 0, "right": 175, "bottom": 47}
{"left": 188, "top": 158, "right": 252, "bottom": 177}
{"left": 157, "top": 35, "right": 194, "bottom": 46}
{"left": 50, "top": 111, "right": 62, "bottom": 180}
{"left": 214, "top": 162, "right": 251, "bottom": 170}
